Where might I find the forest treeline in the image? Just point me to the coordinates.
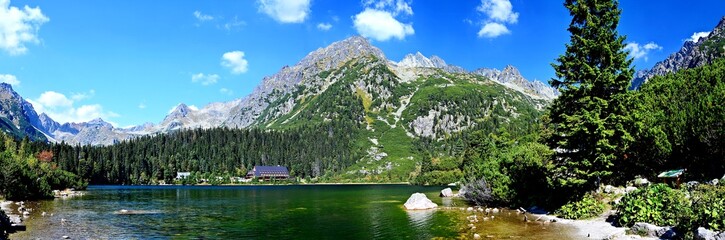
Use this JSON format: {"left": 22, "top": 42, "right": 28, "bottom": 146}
{"left": 35, "top": 121, "right": 361, "bottom": 184}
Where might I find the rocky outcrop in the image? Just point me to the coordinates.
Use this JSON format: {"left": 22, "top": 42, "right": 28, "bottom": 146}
{"left": 696, "top": 227, "right": 725, "bottom": 240}
{"left": 472, "top": 66, "right": 559, "bottom": 100}
{"left": 630, "top": 222, "right": 676, "bottom": 239}
{"left": 404, "top": 193, "right": 438, "bottom": 210}
{"left": 631, "top": 16, "right": 725, "bottom": 89}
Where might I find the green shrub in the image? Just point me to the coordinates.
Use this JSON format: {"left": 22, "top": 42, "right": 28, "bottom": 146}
{"left": 616, "top": 184, "right": 691, "bottom": 227}
{"left": 689, "top": 184, "right": 725, "bottom": 231}
{"left": 554, "top": 193, "right": 605, "bottom": 219}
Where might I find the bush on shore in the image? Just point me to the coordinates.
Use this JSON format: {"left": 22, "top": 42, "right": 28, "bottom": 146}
{"left": 554, "top": 192, "right": 605, "bottom": 219}
{"left": 0, "top": 150, "right": 87, "bottom": 201}
{"left": 616, "top": 184, "right": 691, "bottom": 227}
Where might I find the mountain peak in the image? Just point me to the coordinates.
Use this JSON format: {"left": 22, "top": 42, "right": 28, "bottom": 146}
{"left": 300, "top": 36, "right": 386, "bottom": 67}
{"left": 502, "top": 65, "right": 521, "bottom": 75}
{"left": 0, "top": 82, "right": 12, "bottom": 90}
{"left": 88, "top": 118, "right": 109, "bottom": 125}
{"left": 631, "top": 16, "right": 725, "bottom": 89}
{"left": 398, "top": 52, "right": 434, "bottom": 68}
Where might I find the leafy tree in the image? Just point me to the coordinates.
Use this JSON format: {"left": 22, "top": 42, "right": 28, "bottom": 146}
{"left": 545, "top": 0, "right": 634, "bottom": 196}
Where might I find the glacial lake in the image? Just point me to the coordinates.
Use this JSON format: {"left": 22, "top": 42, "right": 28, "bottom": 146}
{"left": 10, "top": 185, "right": 578, "bottom": 239}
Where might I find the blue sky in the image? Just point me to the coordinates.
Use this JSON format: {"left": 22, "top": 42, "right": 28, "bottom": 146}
{"left": 1, "top": 0, "right": 723, "bottom": 127}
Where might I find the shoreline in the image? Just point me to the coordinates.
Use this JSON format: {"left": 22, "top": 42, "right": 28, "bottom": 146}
{"left": 90, "top": 182, "right": 415, "bottom": 187}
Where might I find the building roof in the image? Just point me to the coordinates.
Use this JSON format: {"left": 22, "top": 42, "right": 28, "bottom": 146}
{"left": 249, "top": 166, "right": 289, "bottom": 177}
{"left": 658, "top": 169, "right": 685, "bottom": 178}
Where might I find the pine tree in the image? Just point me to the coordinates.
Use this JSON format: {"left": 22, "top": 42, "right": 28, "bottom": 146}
{"left": 546, "top": 0, "right": 634, "bottom": 193}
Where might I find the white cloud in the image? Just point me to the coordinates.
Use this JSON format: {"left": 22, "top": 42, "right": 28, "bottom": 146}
{"left": 220, "top": 88, "right": 233, "bottom": 95}
{"left": 317, "top": 22, "right": 332, "bottom": 31}
{"left": 37, "top": 91, "right": 73, "bottom": 108}
{"left": 193, "top": 11, "right": 213, "bottom": 22}
{"left": 478, "top": 22, "right": 510, "bottom": 38}
{"left": 191, "top": 73, "right": 220, "bottom": 85}
{"left": 0, "top": 0, "right": 49, "bottom": 55}
{"left": 28, "top": 90, "right": 119, "bottom": 124}
{"left": 476, "top": 0, "right": 518, "bottom": 38}
{"left": 687, "top": 31, "right": 710, "bottom": 43}
{"left": 477, "top": 0, "right": 518, "bottom": 24}
{"left": 363, "top": 0, "right": 413, "bottom": 16}
{"left": 221, "top": 51, "right": 249, "bottom": 74}
{"left": 0, "top": 74, "right": 19, "bottom": 85}
{"left": 353, "top": 9, "right": 414, "bottom": 41}
{"left": 138, "top": 103, "right": 146, "bottom": 109}
{"left": 625, "top": 42, "right": 662, "bottom": 61}
{"left": 258, "top": 0, "right": 311, "bottom": 23}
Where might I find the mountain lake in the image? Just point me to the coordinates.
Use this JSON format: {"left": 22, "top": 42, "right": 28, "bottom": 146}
{"left": 7, "top": 185, "right": 580, "bottom": 239}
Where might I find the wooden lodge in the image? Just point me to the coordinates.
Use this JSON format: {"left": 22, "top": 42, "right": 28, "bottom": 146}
{"left": 246, "top": 166, "right": 290, "bottom": 180}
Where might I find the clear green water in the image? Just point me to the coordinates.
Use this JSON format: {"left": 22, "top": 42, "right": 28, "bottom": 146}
{"left": 10, "top": 185, "right": 578, "bottom": 239}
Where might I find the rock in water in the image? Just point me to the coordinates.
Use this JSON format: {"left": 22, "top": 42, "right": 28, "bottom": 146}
{"left": 440, "top": 188, "right": 453, "bottom": 197}
{"left": 404, "top": 193, "right": 438, "bottom": 210}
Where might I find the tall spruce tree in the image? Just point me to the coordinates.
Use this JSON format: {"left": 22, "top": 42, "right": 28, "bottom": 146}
{"left": 546, "top": 0, "right": 634, "bottom": 193}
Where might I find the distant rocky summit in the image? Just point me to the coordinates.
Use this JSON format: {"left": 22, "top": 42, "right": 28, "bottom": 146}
{"left": 631, "top": 16, "right": 725, "bottom": 89}
{"left": 2, "top": 36, "right": 554, "bottom": 146}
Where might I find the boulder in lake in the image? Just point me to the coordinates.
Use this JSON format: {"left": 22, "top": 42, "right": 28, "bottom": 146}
{"left": 440, "top": 188, "right": 453, "bottom": 197}
{"left": 404, "top": 193, "right": 438, "bottom": 210}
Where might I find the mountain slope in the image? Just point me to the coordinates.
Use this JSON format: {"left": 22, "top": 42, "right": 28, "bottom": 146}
{"left": 631, "top": 16, "right": 725, "bottom": 89}
{"left": 0, "top": 83, "right": 48, "bottom": 141}
{"left": 13, "top": 36, "right": 553, "bottom": 153}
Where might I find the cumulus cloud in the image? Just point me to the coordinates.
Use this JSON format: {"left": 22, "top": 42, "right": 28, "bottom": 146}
{"left": 27, "top": 90, "right": 119, "bottom": 124}
{"left": 353, "top": 1, "right": 414, "bottom": 42}
{"left": 363, "top": 0, "right": 413, "bottom": 16}
{"left": 191, "top": 73, "right": 220, "bottom": 85}
{"left": 625, "top": 42, "right": 662, "bottom": 61}
{"left": 687, "top": 31, "right": 710, "bottom": 43}
{"left": 258, "top": 0, "right": 311, "bottom": 23}
{"left": 138, "top": 102, "right": 146, "bottom": 109}
{"left": 193, "top": 11, "right": 213, "bottom": 22}
{"left": 476, "top": 0, "right": 518, "bottom": 38}
{"left": 317, "top": 22, "right": 332, "bottom": 31}
{"left": 0, "top": 0, "right": 49, "bottom": 55}
{"left": 0, "top": 74, "right": 20, "bottom": 85}
{"left": 221, "top": 51, "right": 249, "bottom": 74}
{"left": 478, "top": 22, "right": 510, "bottom": 38}
{"left": 37, "top": 91, "right": 73, "bottom": 108}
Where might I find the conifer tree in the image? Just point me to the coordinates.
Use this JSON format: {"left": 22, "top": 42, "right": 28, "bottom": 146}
{"left": 546, "top": 0, "right": 634, "bottom": 193}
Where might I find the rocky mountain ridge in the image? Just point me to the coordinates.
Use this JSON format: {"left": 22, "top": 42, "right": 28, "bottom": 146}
{"left": 631, "top": 16, "right": 725, "bottom": 89}
{"left": 5, "top": 36, "right": 554, "bottom": 146}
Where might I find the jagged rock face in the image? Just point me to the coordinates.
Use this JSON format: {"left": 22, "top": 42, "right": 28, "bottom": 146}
{"left": 632, "top": 16, "right": 725, "bottom": 89}
{"left": 0, "top": 83, "right": 47, "bottom": 141}
{"left": 225, "top": 36, "right": 386, "bottom": 128}
{"left": 7, "top": 35, "right": 551, "bottom": 146}
{"left": 472, "top": 66, "right": 559, "bottom": 100}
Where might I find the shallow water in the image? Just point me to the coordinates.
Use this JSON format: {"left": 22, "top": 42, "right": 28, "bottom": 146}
{"left": 8, "top": 185, "right": 577, "bottom": 239}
